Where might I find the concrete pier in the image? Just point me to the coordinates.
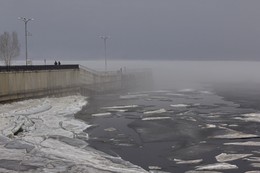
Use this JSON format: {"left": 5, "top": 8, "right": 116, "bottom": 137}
{"left": 0, "top": 65, "right": 123, "bottom": 102}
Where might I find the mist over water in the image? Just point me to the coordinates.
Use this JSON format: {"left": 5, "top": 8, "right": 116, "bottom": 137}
{"left": 70, "top": 60, "right": 260, "bottom": 172}
{"left": 58, "top": 60, "right": 260, "bottom": 90}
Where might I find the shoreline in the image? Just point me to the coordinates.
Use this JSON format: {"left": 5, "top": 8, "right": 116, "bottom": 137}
{"left": 0, "top": 95, "right": 147, "bottom": 173}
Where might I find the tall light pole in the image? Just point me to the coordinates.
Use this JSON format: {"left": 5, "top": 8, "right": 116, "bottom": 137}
{"left": 100, "top": 36, "right": 110, "bottom": 71}
{"left": 18, "top": 17, "right": 33, "bottom": 66}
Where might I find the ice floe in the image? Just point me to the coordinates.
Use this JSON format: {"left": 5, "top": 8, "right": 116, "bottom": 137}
{"left": 244, "top": 157, "right": 260, "bottom": 162}
{"left": 170, "top": 104, "right": 189, "bottom": 108}
{"left": 101, "top": 105, "right": 138, "bottom": 109}
{"left": 204, "top": 124, "right": 217, "bottom": 128}
{"left": 179, "top": 89, "right": 196, "bottom": 93}
{"left": 195, "top": 163, "right": 238, "bottom": 170}
{"left": 211, "top": 127, "right": 258, "bottom": 139}
{"left": 14, "top": 101, "right": 52, "bottom": 116}
{"left": 224, "top": 141, "right": 260, "bottom": 146}
{"left": 142, "top": 117, "right": 171, "bottom": 121}
{"left": 215, "top": 153, "right": 252, "bottom": 162}
{"left": 185, "top": 171, "right": 222, "bottom": 173}
{"left": 251, "top": 163, "right": 260, "bottom": 168}
{"left": 199, "top": 91, "right": 213, "bottom": 94}
{"left": 143, "top": 108, "right": 166, "bottom": 115}
{"left": 120, "top": 94, "right": 148, "bottom": 99}
{"left": 148, "top": 166, "right": 161, "bottom": 170}
{"left": 166, "top": 93, "right": 186, "bottom": 97}
{"left": 104, "top": 127, "right": 117, "bottom": 132}
{"left": 91, "top": 112, "right": 112, "bottom": 117}
{"left": 174, "top": 158, "right": 203, "bottom": 164}
{"left": 235, "top": 113, "right": 260, "bottom": 123}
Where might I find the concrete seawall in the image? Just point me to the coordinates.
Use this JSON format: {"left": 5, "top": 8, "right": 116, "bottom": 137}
{"left": 0, "top": 65, "right": 123, "bottom": 102}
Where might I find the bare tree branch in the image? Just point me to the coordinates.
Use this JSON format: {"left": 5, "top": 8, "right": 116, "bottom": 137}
{"left": 0, "top": 31, "right": 20, "bottom": 66}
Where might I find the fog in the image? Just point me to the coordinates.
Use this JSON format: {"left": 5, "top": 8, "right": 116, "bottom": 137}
{"left": 57, "top": 60, "right": 260, "bottom": 90}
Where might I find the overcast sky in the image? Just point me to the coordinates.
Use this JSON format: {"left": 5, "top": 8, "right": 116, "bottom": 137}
{"left": 1, "top": 0, "right": 260, "bottom": 61}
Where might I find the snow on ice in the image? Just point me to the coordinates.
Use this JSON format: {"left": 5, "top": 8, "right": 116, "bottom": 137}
{"left": 0, "top": 95, "right": 147, "bottom": 173}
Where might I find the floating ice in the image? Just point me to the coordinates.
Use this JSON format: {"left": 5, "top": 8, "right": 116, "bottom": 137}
{"left": 224, "top": 141, "right": 260, "bottom": 146}
{"left": 104, "top": 127, "right": 117, "bottom": 132}
{"left": 101, "top": 105, "right": 138, "bottom": 109}
{"left": 205, "top": 124, "right": 217, "bottom": 128}
{"left": 143, "top": 109, "right": 166, "bottom": 115}
{"left": 170, "top": 104, "right": 189, "bottom": 108}
{"left": 14, "top": 101, "right": 52, "bottom": 115}
{"left": 120, "top": 94, "right": 148, "bottom": 99}
{"left": 245, "top": 171, "right": 260, "bottom": 173}
{"left": 178, "top": 89, "right": 196, "bottom": 93}
{"left": 199, "top": 91, "right": 212, "bottom": 94}
{"left": 216, "top": 153, "right": 252, "bottom": 162}
{"left": 40, "top": 138, "right": 147, "bottom": 172}
{"left": 244, "top": 157, "right": 260, "bottom": 162}
{"left": 251, "top": 163, "right": 260, "bottom": 168}
{"left": 165, "top": 93, "right": 185, "bottom": 97}
{"left": 91, "top": 112, "right": 112, "bottom": 117}
{"left": 174, "top": 158, "right": 203, "bottom": 164}
{"left": 236, "top": 113, "right": 260, "bottom": 123}
{"left": 195, "top": 163, "right": 238, "bottom": 170}
{"left": 117, "top": 143, "right": 134, "bottom": 147}
{"left": 185, "top": 171, "right": 222, "bottom": 173}
{"left": 142, "top": 117, "right": 171, "bottom": 121}
{"left": 148, "top": 166, "right": 161, "bottom": 170}
{"left": 211, "top": 127, "right": 258, "bottom": 139}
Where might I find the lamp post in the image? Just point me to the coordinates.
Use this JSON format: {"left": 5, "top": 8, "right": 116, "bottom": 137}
{"left": 100, "top": 36, "right": 109, "bottom": 71}
{"left": 18, "top": 17, "right": 33, "bottom": 66}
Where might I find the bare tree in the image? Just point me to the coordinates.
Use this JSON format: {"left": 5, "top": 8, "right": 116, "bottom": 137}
{"left": 0, "top": 31, "right": 20, "bottom": 66}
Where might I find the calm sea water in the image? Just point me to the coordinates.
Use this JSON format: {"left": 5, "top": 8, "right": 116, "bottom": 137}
{"left": 76, "top": 86, "right": 260, "bottom": 172}
{"left": 73, "top": 61, "right": 260, "bottom": 172}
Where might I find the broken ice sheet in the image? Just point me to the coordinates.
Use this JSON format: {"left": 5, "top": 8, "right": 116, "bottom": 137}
{"left": 173, "top": 158, "right": 203, "bottom": 164}
{"left": 120, "top": 94, "right": 148, "bottom": 99}
{"left": 185, "top": 171, "right": 222, "bottom": 173}
{"left": 143, "top": 108, "right": 166, "bottom": 115}
{"left": 251, "top": 163, "right": 260, "bottom": 168}
{"left": 224, "top": 141, "right": 260, "bottom": 146}
{"left": 101, "top": 105, "right": 138, "bottom": 109}
{"left": 142, "top": 117, "right": 171, "bottom": 121}
{"left": 195, "top": 163, "right": 238, "bottom": 170}
{"left": 236, "top": 113, "right": 260, "bottom": 123}
{"left": 149, "top": 166, "right": 161, "bottom": 170}
{"left": 215, "top": 153, "right": 252, "bottom": 162}
{"left": 104, "top": 127, "right": 117, "bottom": 132}
{"left": 91, "top": 112, "right": 112, "bottom": 117}
{"left": 211, "top": 127, "right": 258, "bottom": 139}
{"left": 244, "top": 157, "right": 260, "bottom": 162}
{"left": 170, "top": 104, "right": 189, "bottom": 108}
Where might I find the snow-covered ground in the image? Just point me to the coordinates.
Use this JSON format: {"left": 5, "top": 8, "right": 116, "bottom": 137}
{"left": 0, "top": 95, "right": 147, "bottom": 173}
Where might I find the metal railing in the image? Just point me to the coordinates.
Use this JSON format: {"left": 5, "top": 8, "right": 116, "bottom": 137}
{"left": 0, "top": 65, "right": 79, "bottom": 72}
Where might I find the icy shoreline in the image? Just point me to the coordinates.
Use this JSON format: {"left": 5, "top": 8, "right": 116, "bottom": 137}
{"left": 0, "top": 95, "right": 147, "bottom": 173}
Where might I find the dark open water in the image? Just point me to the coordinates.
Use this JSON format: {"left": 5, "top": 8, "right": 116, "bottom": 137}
{"left": 76, "top": 85, "right": 260, "bottom": 173}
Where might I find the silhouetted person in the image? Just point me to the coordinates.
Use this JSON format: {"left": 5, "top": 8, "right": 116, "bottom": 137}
{"left": 58, "top": 61, "right": 61, "bottom": 65}
{"left": 54, "top": 61, "right": 57, "bottom": 65}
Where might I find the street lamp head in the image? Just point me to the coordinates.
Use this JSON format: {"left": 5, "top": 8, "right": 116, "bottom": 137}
{"left": 18, "top": 17, "right": 34, "bottom": 22}
{"left": 100, "top": 36, "right": 110, "bottom": 40}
